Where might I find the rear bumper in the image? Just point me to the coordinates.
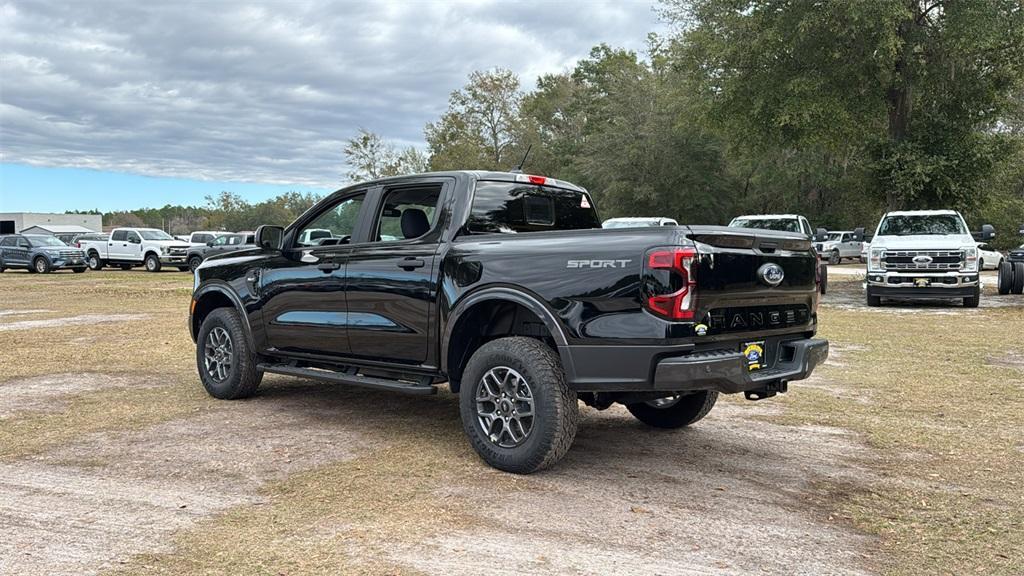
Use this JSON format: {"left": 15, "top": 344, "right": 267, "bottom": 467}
{"left": 561, "top": 335, "right": 828, "bottom": 394}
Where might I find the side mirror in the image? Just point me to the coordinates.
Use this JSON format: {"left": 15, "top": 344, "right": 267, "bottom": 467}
{"left": 973, "top": 224, "right": 995, "bottom": 241}
{"left": 813, "top": 228, "right": 828, "bottom": 242}
{"left": 255, "top": 225, "right": 284, "bottom": 251}
{"left": 852, "top": 227, "right": 865, "bottom": 242}
{"left": 129, "top": 236, "right": 141, "bottom": 244}
{"left": 206, "top": 240, "right": 215, "bottom": 247}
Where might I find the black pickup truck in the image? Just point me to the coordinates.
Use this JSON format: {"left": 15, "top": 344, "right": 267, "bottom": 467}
{"left": 189, "top": 171, "right": 828, "bottom": 473}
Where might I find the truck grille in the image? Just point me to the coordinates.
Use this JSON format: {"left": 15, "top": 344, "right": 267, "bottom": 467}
{"left": 58, "top": 250, "right": 83, "bottom": 258}
{"left": 168, "top": 247, "right": 188, "bottom": 256}
{"left": 883, "top": 250, "right": 962, "bottom": 271}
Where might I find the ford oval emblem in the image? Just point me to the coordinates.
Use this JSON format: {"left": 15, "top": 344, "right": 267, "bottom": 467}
{"left": 912, "top": 255, "right": 933, "bottom": 264}
{"left": 757, "top": 263, "right": 785, "bottom": 287}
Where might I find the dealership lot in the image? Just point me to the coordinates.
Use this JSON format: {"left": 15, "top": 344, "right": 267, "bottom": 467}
{"left": 1, "top": 267, "right": 1021, "bottom": 575}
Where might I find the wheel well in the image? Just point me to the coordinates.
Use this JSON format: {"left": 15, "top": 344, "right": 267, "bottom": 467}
{"left": 446, "top": 300, "right": 557, "bottom": 393}
{"left": 191, "top": 291, "right": 235, "bottom": 341}
{"left": 144, "top": 250, "right": 160, "bottom": 260}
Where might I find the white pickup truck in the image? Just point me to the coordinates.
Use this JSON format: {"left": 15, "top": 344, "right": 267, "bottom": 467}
{"left": 80, "top": 227, "right": 192, "bottom": 272}
{"left": 862, "top": 210, "right": 994, "bottom": 307}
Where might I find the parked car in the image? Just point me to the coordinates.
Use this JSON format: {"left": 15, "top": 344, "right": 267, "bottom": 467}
{"left": 78, "top": 227, "right": 192, "bottom": 272}
{"left": 71, "top": 232, "right": 109, "bottom": 248}
{"left": 296, "top": 228, "right": 333, "bottom": 245}
{"left": 602, "top": 217, "right": 678, "bottom": 228}
{"left": 862, "top": 210, "right": 994, "bottom": 307}
{"left": 976, "top": 242, "right": 1003, "bottom": 270}
{"left": 189, "top": 170, "right": 828, "bottom": 474}
{"left": 815, "top": 231, "right": 863, "bottom": 265}
{"left": 728, "top": 213, "right": 829, "bottom": 294}
{"left": 182, "top": 231, "right": 225, "bottom": 246}
{"left": 187, "top": 232, "right": 256, "bottom": 271}
{"left": 997, "top": 243, "right": 1024, "bottom": 294}
{"left": 728, "top": 214, "right": 814, "bottom": 236}
{"left": 0, "top": 234, "right": 87, "bottom": 273}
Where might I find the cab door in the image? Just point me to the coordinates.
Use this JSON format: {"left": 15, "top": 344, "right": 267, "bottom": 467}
{"left": 342, "top": 179, "right": 449, "bottom": 366}
{"left": 260, "top": 190, "right": 370, "bottom": 358}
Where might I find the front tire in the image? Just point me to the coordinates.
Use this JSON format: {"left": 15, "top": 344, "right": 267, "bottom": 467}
{"left": 144, "top": 253, "right": 162, "bottom": 272}
{"left": 626, "top": 391, "right": 718, "bottom": 429}
{"left": 866, "top": 289, "right": 881, "bottom": 307}
{"left": 459, "top": 337, "right": 579, "bottom": 474}
{"left": 87, "top": 252, "right": 104, "bottom": 270}
{"left": 829, "top": 250, "right": 840, "bottom": 265}
{"left": 963, "top": 288, "right": 980, "bottom": 308}
{"left": 188, "top": 256, "right": 203, "bottom": 272}
{"left": 72, "top": 267, "right": 87, "bottom": 274}
{"left": 33, "top": 256, "right": 51, "bottom": 274}
{"left": 196, "top": 307, "right": 262, "bottom": 399}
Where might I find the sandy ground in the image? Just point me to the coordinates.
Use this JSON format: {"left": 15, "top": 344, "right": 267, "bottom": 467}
{"left": 0, "top": 369, "right": 876, "bottom": 576}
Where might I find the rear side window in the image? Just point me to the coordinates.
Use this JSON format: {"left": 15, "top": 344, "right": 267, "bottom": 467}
{"left": 467, "top": 182, "right": 599, "bottom": 234}
{"left": 0, "top": 236, "right": 16, "bottom": 247}
{"left": 111, "top": 230, "right": 127, "bottom": 241}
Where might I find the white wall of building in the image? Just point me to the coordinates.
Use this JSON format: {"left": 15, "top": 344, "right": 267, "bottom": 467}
{"left": 0, "top": 212, "right": 102, "bottom": 233}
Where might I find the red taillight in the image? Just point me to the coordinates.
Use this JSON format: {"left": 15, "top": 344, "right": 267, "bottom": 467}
{"left": 644, "top": 247, "right": 698, "bottom": 321}
{"left": 527, "top": 175, "right": 546, "bottom": 185}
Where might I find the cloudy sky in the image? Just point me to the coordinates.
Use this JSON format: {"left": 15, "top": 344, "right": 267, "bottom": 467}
{"left": 0, "top": 0, "right": 664, "bottom": 211}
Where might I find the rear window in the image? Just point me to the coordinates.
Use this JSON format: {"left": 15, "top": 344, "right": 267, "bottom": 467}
{"left": 466, "top": 181, "right": 599, "bottom": 234}
{"left": 730, "top": 217, "right": 802, "bottom": 233}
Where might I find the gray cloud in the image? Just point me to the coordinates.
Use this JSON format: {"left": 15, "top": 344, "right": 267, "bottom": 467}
{"left": 1, "top": 0, "right": 663, "bottom": 188}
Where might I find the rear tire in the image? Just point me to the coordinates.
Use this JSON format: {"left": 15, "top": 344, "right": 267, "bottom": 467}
{"left": 626, "top": 391, "right": 718, "bottom": 429}
{"left": 997, "top": 261, "right": 1013, "bottom": 295}
{"left": 72, "top": 267, "right": 87, "bottom": 274}
{"left": 196, "top": 307, "right": 262, "bottom": 399}
{"left": 1012, "top": 262, "right": 1024, "bottom": 295}
{"left": 145, "top": 253, "right": 161, "bottom": 272}
{"left": 459, "top": 337, "right": 579, "bottom": 474}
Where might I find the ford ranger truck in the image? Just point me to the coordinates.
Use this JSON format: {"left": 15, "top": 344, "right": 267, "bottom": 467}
{"left": 188, "top": 171, "right": 828, "bottom": 473}
{"left": 862, "top": 210, "right": 995, "bottom": 307}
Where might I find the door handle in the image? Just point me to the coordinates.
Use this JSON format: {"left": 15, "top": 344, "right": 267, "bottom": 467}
{"left": 317, "top": 261, "right": 341, "bottom": 273}
{"left": 398, "top": 257, "right": 425, "bottom": 270}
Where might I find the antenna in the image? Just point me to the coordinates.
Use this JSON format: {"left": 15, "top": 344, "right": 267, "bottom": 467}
{"left": 509, "top": 144, "right": 532, "bottom": 174}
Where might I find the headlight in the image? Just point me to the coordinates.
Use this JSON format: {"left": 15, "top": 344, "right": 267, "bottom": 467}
{"left": 962, "top": 247, "right": 978, "bottom": 271}
{"left": 160, "top": 246, "right": 170, "bottom": 254}
{"left": 869, "top": 248, "right": 885, "bottom": 272}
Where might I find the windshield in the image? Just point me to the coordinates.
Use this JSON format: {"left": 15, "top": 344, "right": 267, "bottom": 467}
{"left": 139, "top": 230, "right": 174, "bottom": 240}
{"left": 826, "top": 233, "right": 842, "bottom": 241}
{"left": 877, "top": 215, "right": 967, "bottom": 236}
{"left": 29, "top": 236, "right": 66, "bottom": 247}
{"left": 467, "top": 181, "right": 600, "bottom": 234}
{"left": 730, "top": 218, "right": 801, "bottom": 233}
{"left": 603, "top": 219, "right": 658, "bottom": 228}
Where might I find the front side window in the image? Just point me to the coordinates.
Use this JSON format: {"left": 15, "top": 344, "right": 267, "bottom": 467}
{"left": 213, "top": 235, "right": 231, "bottom": 246}
{"left": 877, "top": 215, "right": 967, "bottom": 236}
{"left": 467, "top": 182, "right": 600, "bottom": 234}
{"left": 297, "top": 193, "right": 366, "bottom": 247}
{"left": 126, "top": 232, "right": 142, "bottom": 243}
{"left": 373, "top": 185, "right": 443, "bottom": 242}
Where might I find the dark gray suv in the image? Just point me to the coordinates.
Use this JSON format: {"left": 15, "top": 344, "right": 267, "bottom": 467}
{"left": 0, "top": 234, "right": 88, "bottom": 273}
{"left": 186, "top": 232, "right": 256, "bottom": 272}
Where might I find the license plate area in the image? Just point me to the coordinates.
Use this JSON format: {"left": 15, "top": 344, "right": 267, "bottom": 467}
{"left": 742, "top": 340, "right": 766, "bottom": 371}
{"left": 914, "top": 278, "right": 931, "bottom": 287}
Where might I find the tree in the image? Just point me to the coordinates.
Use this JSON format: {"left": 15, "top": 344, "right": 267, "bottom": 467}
{"left": 425, "top": 68, "right": 527, "bottom": 170}
{"left": 344, "top": 128, "right": 428, "bottom": 182}
{"left": 664, "top": 0, "right": 1024, "bottom": 211}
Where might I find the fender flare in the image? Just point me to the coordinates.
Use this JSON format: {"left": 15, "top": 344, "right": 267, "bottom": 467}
{"left": 190, "top": 283, "right": 256, "bottom": 349}
{"left": 441, "top": 286, "right": 571, "bottom": 376}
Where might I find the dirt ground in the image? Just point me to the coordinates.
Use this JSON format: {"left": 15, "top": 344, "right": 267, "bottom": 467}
{"left": 1, "top": 266, "right": 1021, "bottom": 575}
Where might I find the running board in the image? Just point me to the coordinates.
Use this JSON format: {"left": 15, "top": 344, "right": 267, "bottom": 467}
{"left": 257, "top": 363, "right": 437, "bottom": 395}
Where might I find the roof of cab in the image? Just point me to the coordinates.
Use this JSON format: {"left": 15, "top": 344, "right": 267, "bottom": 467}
{"left": 341, "top": 170, "right": 588, "bottom": 194}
